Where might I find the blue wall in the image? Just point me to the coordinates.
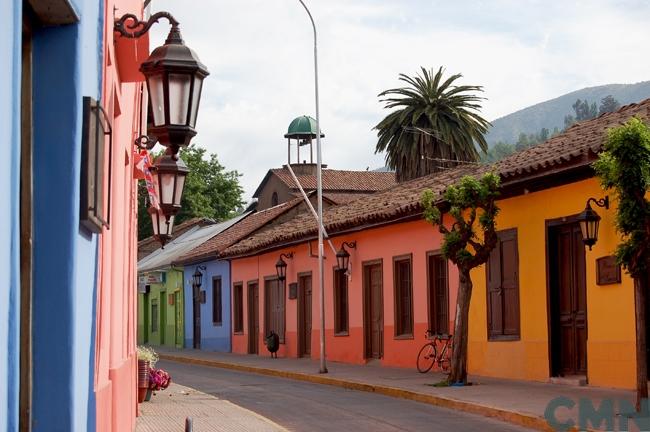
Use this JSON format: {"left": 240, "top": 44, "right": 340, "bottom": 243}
{"left": 0, "top": 1, "right": 22, "bottom": 430}
{"left": 184, "top": 260, "right": 232, "bottom": 351}
{"left": 30, "top": 0, "right": 103, "bottom": 430}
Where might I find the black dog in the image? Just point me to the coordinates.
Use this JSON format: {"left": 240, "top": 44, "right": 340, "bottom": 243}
{"left": 265, "top": 331, "right": 280, "bottom": 358}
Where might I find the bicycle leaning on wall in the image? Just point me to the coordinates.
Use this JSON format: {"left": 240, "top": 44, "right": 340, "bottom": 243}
{"left": 416, "top": 330, "right": 453, "bottom": 374}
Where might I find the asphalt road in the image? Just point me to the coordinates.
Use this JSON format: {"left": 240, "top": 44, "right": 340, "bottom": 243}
{"left": 159, "top": 359, "right": 533, "bottom": 432}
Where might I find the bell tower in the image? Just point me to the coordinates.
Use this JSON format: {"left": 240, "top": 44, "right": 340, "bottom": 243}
{"left": 284, "top": 115, "right": 324, "bottom": 167}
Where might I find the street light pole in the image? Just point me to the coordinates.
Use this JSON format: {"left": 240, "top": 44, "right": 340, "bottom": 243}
{"left": 297, "top": 0, "right": 327, "bottom": 374}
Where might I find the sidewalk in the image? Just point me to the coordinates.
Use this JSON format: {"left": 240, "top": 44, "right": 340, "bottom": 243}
{"left": 156, "top": 347, "right": 638, "bottom": 432}
{"left": 136, "top": 382, "right": 287, "bottom": 432}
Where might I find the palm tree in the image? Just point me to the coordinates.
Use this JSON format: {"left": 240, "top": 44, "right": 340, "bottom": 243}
{"left": 374, "top": 67, "right": 490, "bottom": 182}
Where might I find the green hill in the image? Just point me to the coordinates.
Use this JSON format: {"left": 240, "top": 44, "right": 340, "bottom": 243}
{"left": 486, "top": 81, "right": 650, "bottom": 146}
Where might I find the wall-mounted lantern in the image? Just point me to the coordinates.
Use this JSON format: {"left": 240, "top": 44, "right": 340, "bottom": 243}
{"left": 577, "top": 196, "right": 609, "bottom": 250}
{"left": 149, "top": 207, "right": 175, "bottom": 248}
{"left": 336, "top": 241, "right": 356, "bottom": 271}
{"left": 115, "top": 11, "right": 209, "bottom": 246}
{"left": 192, "top": 265, "right": 207, "bottom": 289}
{"left": 276, "top": 253, "right": 294, "bottom": 282}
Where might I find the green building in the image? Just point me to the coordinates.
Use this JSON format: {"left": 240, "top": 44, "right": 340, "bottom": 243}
{"left": 137, "top": 217, "right": 245, "bottom": 348}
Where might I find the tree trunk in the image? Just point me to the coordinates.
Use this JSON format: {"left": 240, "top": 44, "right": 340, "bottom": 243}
{"left": 448, "top": 268, "right": 473, "bottom": 384}
{"left": 634, "top": 274, "right": 648, "bottom": 411}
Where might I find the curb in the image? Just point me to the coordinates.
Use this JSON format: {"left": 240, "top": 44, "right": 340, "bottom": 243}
{"left": 160, "top": 352, "right": 562, "bottom": 432}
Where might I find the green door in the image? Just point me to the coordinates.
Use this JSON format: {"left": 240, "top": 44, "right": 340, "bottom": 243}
{"left": 143, "top": 293, "right": 149, "bottom": 344}
{"left": 175, "top": 291, "right": 183, "bottom": 348}
{"left": 160, "top": 291, "right": 167, "bottom": 345}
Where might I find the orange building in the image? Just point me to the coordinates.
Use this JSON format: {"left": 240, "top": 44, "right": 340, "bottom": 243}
{"left": 222, "top": 99, "right": 650, "bottom": 390}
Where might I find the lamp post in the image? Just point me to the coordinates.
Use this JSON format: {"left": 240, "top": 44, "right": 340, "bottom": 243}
{"left": 577, "top": 196, "right": 609, "bottom": 250}
{"left": 115, "top": 11, "right": 209, "bottom": 246}
{"left": 297, "top": 0, "right": 327, "bottom": 374}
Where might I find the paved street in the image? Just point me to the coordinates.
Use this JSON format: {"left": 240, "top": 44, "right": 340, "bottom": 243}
{"left": 159, "top": 359, "right": 533, "bottom": 431}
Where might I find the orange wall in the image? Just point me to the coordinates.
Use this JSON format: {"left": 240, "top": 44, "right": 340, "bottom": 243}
{"left": 231, "top": 217, "right": 458, "bottom": 368}
{"left": 468, "top": 178, "right": 636, "bottom": 389}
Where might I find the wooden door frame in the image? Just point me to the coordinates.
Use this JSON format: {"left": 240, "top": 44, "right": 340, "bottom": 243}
{"left": 545, "top": 214, "right": 588, "bottom": 377}
{"left": 297, "top": 271, "right": 312, "bottom": 357}
{"left": 362, "top": 259, "right": 383, "bottom": 360}
{"left": 247, "top": 280, "right": 259, "bottom": 354}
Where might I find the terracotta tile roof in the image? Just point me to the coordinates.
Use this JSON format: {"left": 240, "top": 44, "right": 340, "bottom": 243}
{"left": 322, "top": 192, "right": 372, "bottom": 204}
{"left": 137, "top": 217, "right": 211, "bottom": 261}
{"left": 174, "top": 196, "right": 307, "bottom": 265}
{"left": 255, "top": 167, "right": 396, "bottom": 197}
{"left": 221, "top": 98, "right": 650, "bottom": 257}
{"left": 222, "top": 164, "right": 485, "bottom": 257}
{"left": 495, "top": 99, "right": 650, "bottom": 180}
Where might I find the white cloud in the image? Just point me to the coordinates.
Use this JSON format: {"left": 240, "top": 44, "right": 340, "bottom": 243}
{"left": 147, "top": 0, "right": 650, "bottom": 199}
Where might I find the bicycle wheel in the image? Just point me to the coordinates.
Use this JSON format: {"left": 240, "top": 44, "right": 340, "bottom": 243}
{"left": 416, "top": 343, "right": 437, "bottom": 373}
{"left": 439, "top": 342, "right": 451, "bottom": 374}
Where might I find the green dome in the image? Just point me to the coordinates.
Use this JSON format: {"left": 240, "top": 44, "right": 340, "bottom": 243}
{"left": 284, "top": 115, "right": 324, "bottom": 139}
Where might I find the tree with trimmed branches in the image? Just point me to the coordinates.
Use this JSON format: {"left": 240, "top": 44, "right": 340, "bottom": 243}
{"left": 374, "top": 67, "right": 490, "bottom": 182}
{"left": 421, "top": 172, "right": 500, "bottom": 384}
{"left": 593, "top": 117, "right": 650, "bottom": 409}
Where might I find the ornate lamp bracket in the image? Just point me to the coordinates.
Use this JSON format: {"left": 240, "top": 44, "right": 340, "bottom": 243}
{"left": 587, "top": 196, "right": 609, "bottom": 210}
{"left": 134, "top": 135, "right": 158, "bottom": 151}
{"left": 114, "top": 11, "right": 179, "bottom": 39}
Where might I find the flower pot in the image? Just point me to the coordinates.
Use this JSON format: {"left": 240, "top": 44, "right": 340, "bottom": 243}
{"left": 137, "top": 360, "right": 150, "bottom": 403}
{"left": 145, "top": 388, "right": 152, "bottom": 401}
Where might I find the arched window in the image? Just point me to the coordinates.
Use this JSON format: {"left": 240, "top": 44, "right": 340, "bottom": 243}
{"left": 271, "top": 192, "right": 279, "bottom": 207}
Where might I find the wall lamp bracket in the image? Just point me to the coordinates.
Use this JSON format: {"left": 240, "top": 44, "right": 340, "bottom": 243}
{"left": 114, "top": 11, "right": 179, "bottom": 39}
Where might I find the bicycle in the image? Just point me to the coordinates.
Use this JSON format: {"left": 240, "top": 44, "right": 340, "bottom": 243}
{"left": 416, "top": 330, "right": 453, "bottom": 373}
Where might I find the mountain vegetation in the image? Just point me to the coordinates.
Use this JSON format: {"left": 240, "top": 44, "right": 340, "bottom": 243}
{"left": 486, "top": 81, "right": 650, "bottom": 146}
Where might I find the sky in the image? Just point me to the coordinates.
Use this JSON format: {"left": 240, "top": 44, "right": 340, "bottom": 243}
{"left": 147, "top": 0, "right": 650, "bottom": 201}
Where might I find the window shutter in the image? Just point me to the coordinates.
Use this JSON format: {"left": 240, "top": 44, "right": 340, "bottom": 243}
{"left": 500, "top": 232, "right": 520, "bottom": 336}
{"left": 487, "top": 238, "right": 503, "bottom": 337}
{"left": 435, "top": 257, "right": 449, "bottom": 334}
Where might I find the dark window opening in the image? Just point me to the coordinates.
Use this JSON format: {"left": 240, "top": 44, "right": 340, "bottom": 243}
{"left": 233, "top": 283, "right": 244, "bottom": 333}
{"left": 428, "top": 253, "right": 449, "bottom": 334}
{"left": 212, "top": 277, "right": 222, "bottom": 326}
{"left": 393, "top": 256, "right": 413, "bottom": 337}
{"left": 334, "top": 268, "right": 349, "bottom": 334}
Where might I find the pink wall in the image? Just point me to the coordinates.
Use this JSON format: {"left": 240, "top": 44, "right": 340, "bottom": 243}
{"left": 231, "top": 217, "right": 458, "bottom": 369}
{"left": 95, "top": 1, "right": 145, "bottom": 430}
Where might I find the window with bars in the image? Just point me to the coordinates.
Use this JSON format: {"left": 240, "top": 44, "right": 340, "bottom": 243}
{"left": 486, "top": 229, "right": 521, "bottom": 340}
{"left": 212, "top": 277, "right": 222, "bottom": 326}
{"left": 233, "top": 282, "right": 244, "bottom": 333}
{"left": 427, "top": 253, "right": 449, "bottom": 334}
{"left": 264, "top": 278, "right": 286, "bottom": 343}
{"left": 393, "top": 255, "right": 413, "bottom": 337}
{"left": 333, "top": 268, "right": 349, "bottom": 335}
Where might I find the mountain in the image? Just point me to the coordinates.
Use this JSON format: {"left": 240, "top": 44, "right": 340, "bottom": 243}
{"left": 486, "top": 81, "right": 650, "bottom": 146}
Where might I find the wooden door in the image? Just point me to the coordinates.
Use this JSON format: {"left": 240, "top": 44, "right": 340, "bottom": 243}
{"left": 193, "top": 285, "right": 201, "bottom": 349}
{"left": 248, "top": 282, "right": 259, "bottom": 354}
{"left": 298, "top": 274, "right": 312, "bottom": 357}
{"left": 364, "top": 262, "right": 383, "bottom": 359}
{"left": 550, "top": 223, "right": 587, "bottom": 376}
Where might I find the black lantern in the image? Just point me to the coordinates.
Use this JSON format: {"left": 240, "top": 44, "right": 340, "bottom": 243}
{"left": 115, "top": 12, "right": 209, "bottom": 155}
{"left": 336, "top": 241, "right": 357, "bottom": 270}
{"left": 150, "top": 150, "right": 189, "bottom": 219}
{"left": 192, "top": 266, "right": 206, "bottom": 288}
{"left": 275, "top": 253, "right": 294, "bottom": 282}
{"left": 577, "top": 196, "right": 609, "bottom": 250}
{"left": 149, "top": 207, "right": 174, "bottom": 248}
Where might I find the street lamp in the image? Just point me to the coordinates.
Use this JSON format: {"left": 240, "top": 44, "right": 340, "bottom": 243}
{"left": 577, "top": 196, "right": 609, "bottom": 250}
{"left": 336, "top": 241, "right": 356, "bottom": 271}
{"left": 149, "top": 207, "right": 175, "bottom": 248}
{"left": 115, "top": 11, "right": 209, "bottom": 245}
{"left": 275, "top": 253, "right": 294, "bottom": 282}
{"left": 192, "top": 266, "right": 206, "bottom": 289}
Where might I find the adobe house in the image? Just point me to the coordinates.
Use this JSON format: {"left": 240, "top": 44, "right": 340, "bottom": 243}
{"left": 174, "top": 196, "right": 321, "bottom": 352}
{"left": 221, "top": 100, "right": 650, "bottom": 390}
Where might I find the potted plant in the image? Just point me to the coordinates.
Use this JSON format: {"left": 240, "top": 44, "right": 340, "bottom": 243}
{"left": 137, "top": 346, "right": 158, "bottom": 403}
{"left": 147, "top": 367, "right": 171, "bottom": 400}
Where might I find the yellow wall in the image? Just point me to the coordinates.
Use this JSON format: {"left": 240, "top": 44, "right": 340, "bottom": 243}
{"left": 468, "top": 177, "right": 636, "bottom": 389}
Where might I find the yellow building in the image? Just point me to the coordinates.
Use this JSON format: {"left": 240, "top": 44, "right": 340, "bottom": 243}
{"left": 467, "top": 100, "right": 649, "bottom": 389}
